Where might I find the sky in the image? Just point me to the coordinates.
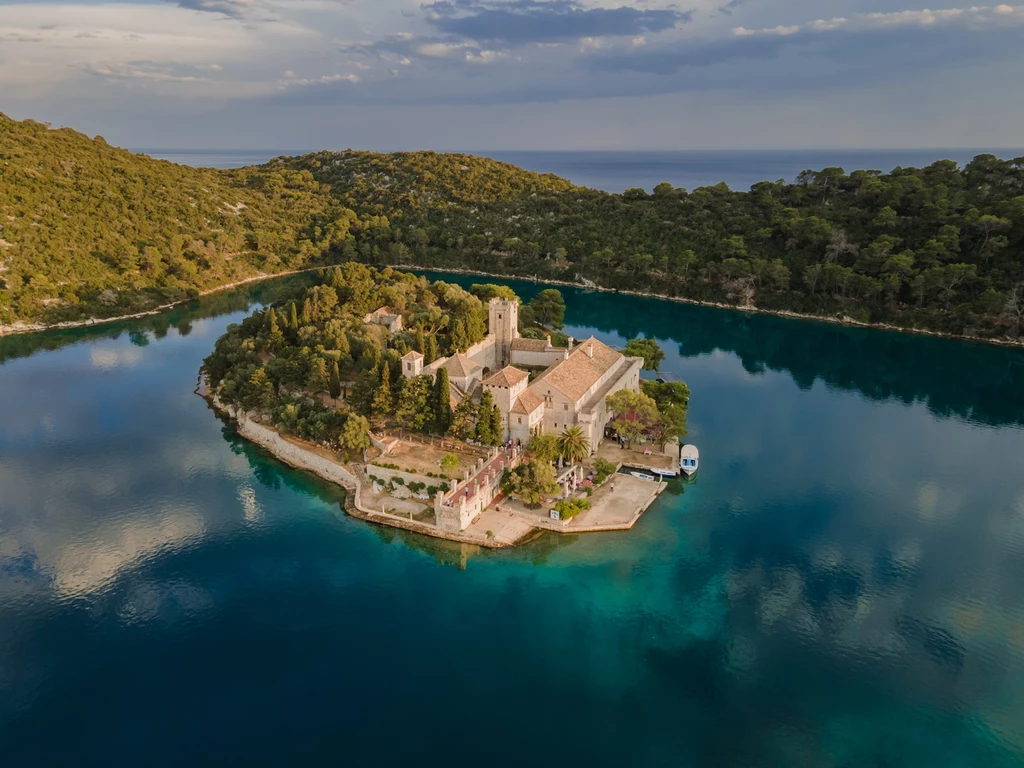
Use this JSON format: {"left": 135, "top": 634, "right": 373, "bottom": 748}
{"left": 1, "top": 0, "right": 1024, "bottom": 150}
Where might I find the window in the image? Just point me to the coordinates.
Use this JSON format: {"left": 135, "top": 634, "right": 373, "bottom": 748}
{"left": 563, "top": 403, "right": 568, "bottom": 411}
{"left": 517, "top": 418, "right": 522, "bottom": 424}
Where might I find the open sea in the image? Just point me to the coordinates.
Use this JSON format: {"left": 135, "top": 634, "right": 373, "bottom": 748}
{"left": 137, "top": 148, "right": 1024, "bottom": 193}
{"left": 2, "top": 272, "right": 1024, "bottom": 766}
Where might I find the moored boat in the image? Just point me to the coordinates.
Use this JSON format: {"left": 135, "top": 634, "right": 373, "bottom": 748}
{"left": 680, "top": 444, "right": 699, "bottom": 476}
{"left": 629, "top": 471, "right": 657, "bottom": 481}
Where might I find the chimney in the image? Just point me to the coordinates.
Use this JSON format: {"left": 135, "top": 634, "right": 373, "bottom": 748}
{"left": 586, "top": 343, "right": 593, "bottom": 359}
{"left": 546, "top": 335, "right": 552, "bottom": 347}
{"left": 568, "top": 337, "right": 574, "bottom": 351}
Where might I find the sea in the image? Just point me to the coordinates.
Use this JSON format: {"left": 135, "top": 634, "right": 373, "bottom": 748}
{"left": 2, "top": 272, "right": 1024, "bottom": 766}
{"left": 137, "top": 148, "right": 1024, "bottom": 193}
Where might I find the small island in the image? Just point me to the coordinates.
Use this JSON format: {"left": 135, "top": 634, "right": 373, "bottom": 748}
{"left": 201, "top": 264, "right": 690, "bottom": 548}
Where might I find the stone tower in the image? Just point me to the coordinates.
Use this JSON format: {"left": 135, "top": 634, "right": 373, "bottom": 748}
{"left": 488, "top": 298, "right": 520, "bottom": 368}
{"left": 401, "top": 350, "right": 424, "bottom": 378}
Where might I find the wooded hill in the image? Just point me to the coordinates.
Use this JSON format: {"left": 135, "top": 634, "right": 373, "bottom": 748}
{"left": 0, "top": 114, "right": 348, "bottom": 326}
{"left": 3, "top": 112, "right": 1022, "bottom": 342}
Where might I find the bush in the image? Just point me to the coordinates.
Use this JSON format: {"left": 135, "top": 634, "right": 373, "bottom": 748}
{"left": 554, "top": 498, "right": 591, "bottom": 520}
{"left": 393, "top": 477, "right": 405, "bottom": 486}
{"left": 593, "top": 457, "right": 617, "bottom": 484}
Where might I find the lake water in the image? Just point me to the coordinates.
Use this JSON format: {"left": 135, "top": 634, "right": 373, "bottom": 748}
{"left": 138, "top": 148, "right": 1024, "bottom": 193}
{"left": 2, "top": 274, "right": 1024, "bottom": 766}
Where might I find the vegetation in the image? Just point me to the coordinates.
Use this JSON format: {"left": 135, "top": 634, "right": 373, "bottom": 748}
{"left": 592, "top": 458, "right": 617, "bottom": 484}
{"left": 557, "top": 426, "right": 591, "bottom": 465}
{"left": 501, "top": 459, "right": 559, "bottom": 506}
{"left": 202, "top": 264, "right": 494, "bottom": 452}
{"left": 286, "top": 148, "right": 1024, "bottom": 343}
{"left": 624, "top": 337, "right": 666, "bottom": 372}
{"left": 7, "top": 110, "right": 1019, "bottom": 344}
{"left": 553, "top": 497, "right": 591, "bottom": 520}
{"left": 606, "top": 384, "right": 689, "bottom": 448}
{"left": 0, "top": 114, "right": 350, "bottom": 326}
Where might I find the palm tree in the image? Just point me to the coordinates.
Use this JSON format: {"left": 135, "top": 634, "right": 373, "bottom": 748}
{"left": 558, "top": 426, "right": 590, "bottom": 466}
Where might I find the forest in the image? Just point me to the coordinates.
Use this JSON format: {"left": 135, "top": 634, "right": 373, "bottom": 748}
{"left": 286, "top": 150, "right": 1024, "bottom": 342}
{"left": 3, "top": 111, "right": 1022, "bottom": 342}
{"left": 202, "top": 264, "right": 519, "bottom": 455}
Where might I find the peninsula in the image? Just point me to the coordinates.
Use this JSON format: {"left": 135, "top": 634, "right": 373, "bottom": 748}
{"left": 2, "top": 113, "right": 1022, "bottom": 346}
{"left": 201, "top": 265, "right": 690, "bottom": 547}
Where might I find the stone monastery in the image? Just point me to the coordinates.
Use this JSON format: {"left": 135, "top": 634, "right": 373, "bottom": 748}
{"left": 399, "top": 298, "right": 643, "bottom": 451}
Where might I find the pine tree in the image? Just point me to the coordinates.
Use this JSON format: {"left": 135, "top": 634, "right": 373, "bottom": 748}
{"left": 475, "top": 390, "right": 495, "bottom": 444}
{"left": 308, "top": 357, "right": 330, "bottom": 393}
{"left": 424, "top": 334, "right": 438, "bottom": 364}
{"left": 396, "top": 375, "right": 430, "bottom": 430}
{"left": 415, "top": 327, "right": 427, "bottom": 354}
{"left": 434, "top": 367, "right": 452, "bottom": 433}
{"left": 449, "top": 396, "right": 476, "bottom": 440}
{"left": 371, "top": 361, "right": 393, "bottom": 421}
{"left": 329, "top": 360, "right": 341, "bottom": 400}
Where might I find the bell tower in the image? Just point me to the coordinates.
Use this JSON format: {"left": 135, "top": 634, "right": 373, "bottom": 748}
{"left": 488, "top": 298, "right": 520, "bottom": 368}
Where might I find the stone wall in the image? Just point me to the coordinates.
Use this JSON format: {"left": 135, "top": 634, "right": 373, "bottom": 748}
{"left": 236, "top": 418, "right": 361, "bottom": 491}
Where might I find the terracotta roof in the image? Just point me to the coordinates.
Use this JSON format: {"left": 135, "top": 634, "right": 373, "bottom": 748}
{"left": 511, "top": 390, "right": 545, "bottom": 415}
{"left": 438, "top": 353, "right": 482, "bottom": 379}
{"left": 401, "top": 350, "right": 424, "bottom": 361}
{"left": 531, "top": 337, "right": 622, "bottom": 403}
{"left": 510, "top": 338, "right": 550, "bottom": 352}
{"left": 364, "top": 306, "right": 394, "bottom": 320}
{"left": 482, "top": 366, "right": 529, "bottom": 388}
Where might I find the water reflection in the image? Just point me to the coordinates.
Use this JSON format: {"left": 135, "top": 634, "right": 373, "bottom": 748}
{"left": 2, "top": 270, "right": 1024, "bottom": 766}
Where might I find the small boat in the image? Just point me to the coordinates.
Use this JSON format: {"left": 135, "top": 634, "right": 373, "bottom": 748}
{"left": 651, "top": 467, "right": 678, "bottom": 478}
{"left": 680, "top": 444, "right": 699, "bottom": 476}
{"left": 629, "top": 471, "right": 657, "bottom": 481}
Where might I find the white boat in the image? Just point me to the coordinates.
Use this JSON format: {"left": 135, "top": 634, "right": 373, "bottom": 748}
{"left": 651, "top": 467, "right": 678, "bottom": 478}
{"left": 629, "top": 471, "right": 657, "bottom": 481}
{"left": 680, "top": 444, "right": 699, "bottom": 476}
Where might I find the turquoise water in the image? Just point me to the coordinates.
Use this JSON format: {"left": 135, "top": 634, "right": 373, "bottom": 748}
{"left": 2, "top": 274, "right": 1024, "bottom": 766}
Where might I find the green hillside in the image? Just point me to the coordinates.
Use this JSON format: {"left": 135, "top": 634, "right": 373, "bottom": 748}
{"left": 2, "top": 111, "right": 1022, "bottom": 343}
{"left": 0, "top": 114, "right": 349, "bottom": 326}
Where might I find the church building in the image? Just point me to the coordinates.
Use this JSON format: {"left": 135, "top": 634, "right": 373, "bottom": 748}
{"left": 401, "top": 298, "right": 643, "bottom": 451}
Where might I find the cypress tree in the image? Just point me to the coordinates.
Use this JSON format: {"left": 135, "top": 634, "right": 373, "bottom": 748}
{"left": 425, "top": 335, "right": 438, "bottom": 364}
{"left": 475, "top": 390, "right": 495, "bottom": 444}
{"left": 415, "top": 327, "right": 427, "bottom": 355}
{"left": 489, "top": 404, "right": 504, "bottom": 445}
{"left": 371, "top": 361, "right": 392, "bottom": 420}
{"left": 301, "top": 297, "right": 313, "bottom": 325}
{"left": 434, "top": 367, "right": 452, "bottom": 433}
{"left": 289, "top": 301, "right": 299, "bottom": 330}
{"left": 329, "top": 360, "right": 341, "bottom": 400}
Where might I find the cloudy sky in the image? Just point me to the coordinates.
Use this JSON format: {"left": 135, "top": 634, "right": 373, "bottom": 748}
{"left": 2, "top": 0, "right": 1024, "bottom": 149}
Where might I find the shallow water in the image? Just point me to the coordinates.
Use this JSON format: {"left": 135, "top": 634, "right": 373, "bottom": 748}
{"left": 2, "top": 273, "right": 1023, "bottom": 766}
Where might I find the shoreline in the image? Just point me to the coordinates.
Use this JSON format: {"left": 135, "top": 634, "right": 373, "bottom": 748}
{"left": 198, "top": 379, "right": 663, "bottom": 549}
{"left": 7, "top": 259, "right": 1019, "bottom": 351}
{"left": 0, "top": 266, "right": 324, "bottom": 338}
{"left": 398, "top": 264, "right": 1024, "bottom": 350}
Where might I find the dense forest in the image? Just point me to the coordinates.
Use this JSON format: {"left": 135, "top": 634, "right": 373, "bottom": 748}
{"left": 285, "top": 150, "right": 1024, "bottom": 342}
{"left": 202, "top": 265, "right": 504, "bottom": 455}
{"left": 3, "top": 111, "right": 1022, "bottom": 342}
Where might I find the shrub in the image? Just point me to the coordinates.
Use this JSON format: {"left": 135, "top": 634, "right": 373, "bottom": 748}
{"left": 593, "top": 457, "right": 617, "bottom": 484}
{"left": 554, "top": 498, "right": 591, "bottom": 520}
{"left": 393, "top": 477, "right": 405, "bottom": 486}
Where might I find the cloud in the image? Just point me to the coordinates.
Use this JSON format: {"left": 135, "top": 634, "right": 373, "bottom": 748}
{"left": 421, "top": 0, "right": 691, "bottom": 44}
{"left": 164, "top": 0, "right": 271, "bottom": 19}
{"left": 733, "top": 4, "right": 1023, "bottom": 37}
